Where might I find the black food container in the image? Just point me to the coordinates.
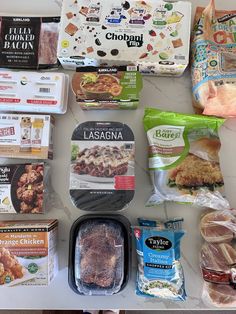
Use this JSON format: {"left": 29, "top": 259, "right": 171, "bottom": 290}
{"left": 68, "top": 214, "right": 131, "bottom": 295}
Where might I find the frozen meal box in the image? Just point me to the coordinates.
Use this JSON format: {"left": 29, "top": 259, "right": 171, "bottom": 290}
{"left": 0, "top": 163, "right": 48, "bottom": 214}
{"left": 0, "top": 114, "right": 54, "bottom": 160}
{"left": 0, "top": 16, "right": 60, "bottom": 69}
{"left": 0, "top": 219, "right": 58, "bottom": 286}
{"left": 70, "top": 121, "right": 135, "bottom": 211}
{"left": 58, "top": 0, "right": 191, "bottom": 76}
{"left": 0, "top": 71, "right": 69, "bottom": 114}
{"left": 72, "top": 65, "right": 143, "bottom": 109}
{"left": 68, "top": 215, "right": 131, "bottom": 295}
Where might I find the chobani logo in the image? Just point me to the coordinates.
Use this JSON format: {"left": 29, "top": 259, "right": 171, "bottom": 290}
{"left": 105, "top": 32, "right": 143, "bottom": 48}
{"left": 154, "top": 128, "right": 181, "bottom": 141}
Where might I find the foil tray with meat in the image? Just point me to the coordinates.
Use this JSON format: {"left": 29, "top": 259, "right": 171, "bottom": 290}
{"left": 199, "top": 209, "right": 236, "bottom": 307}
{"left": 0, "top": 163, "right": 48, "bottom": 214}
{"left": 68, "top": 215, "right": 131, "bottom": 296}
{"left": 70, "top": 121, "right": 135, "bottom": 211}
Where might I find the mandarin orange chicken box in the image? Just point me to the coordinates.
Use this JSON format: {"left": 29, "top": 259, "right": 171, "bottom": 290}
{"left": 0, "top": 219, "right": 58, "bottom": 286}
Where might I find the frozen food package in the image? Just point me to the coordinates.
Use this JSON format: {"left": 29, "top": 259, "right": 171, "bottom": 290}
{"left": 143, "top": 108, "right": 229, "bottom": 210}
{"left": 70, "top": 121, "right": 135, "bottom": 211}
{"left": 0, "top": 16, "right": 60, "bottom": 69}
{"left": 202, "top": 282, "right": 236, "bottom": 308}
{"left": 0, "top": 163, "right": 48, "bottom": 214}
{"left": 58, "top": 0, "right": 191, "bottom": 76}
{"left": 192, "top": 0, "right": 236, "bottom": 117}
{"left": 200, "top": 210, "right": 236, "bottom": 243}
{"left": 0, "top": 71, "right": 69, "bottom": 114}
{"left": 68, "top": 215, "right": 131, "bottom": 296}
{"left": 133, "top": 222, "right": 186, "bottom": 300}
{"left": 71, "top": 66, "right": 143, "bottom": 110}
{"left": 0, "top": 219, "right": 58, "bottom": 286}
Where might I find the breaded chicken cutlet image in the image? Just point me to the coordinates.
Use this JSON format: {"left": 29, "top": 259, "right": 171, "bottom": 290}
{"left": 168, "top": 154, "right": 224, "bottom": 192}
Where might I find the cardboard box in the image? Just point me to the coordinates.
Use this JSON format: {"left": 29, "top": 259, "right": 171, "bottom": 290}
{"left": 0, "top": 163, "right": 48, "bottom": 214}
{"left": 57, "top": 0, "right": 191, "bottom": 76}
{"left": 0, "top": 219, "right": 58, "bottom": 286}
{"left": 0, "top": 114, "right": 54, "bottom": 159}
{"left": 0, "top": 71, "right": 69, "bottom": 114}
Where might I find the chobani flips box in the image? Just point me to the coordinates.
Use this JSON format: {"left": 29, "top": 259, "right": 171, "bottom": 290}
{"left": 58, "top": 0, "right": 191, "bottom": 76}
{"left": 0, "top": 220, "right": 58, "bottom": 286}
{"left": 0, "top": 114, "right": 54, "bottom": 160}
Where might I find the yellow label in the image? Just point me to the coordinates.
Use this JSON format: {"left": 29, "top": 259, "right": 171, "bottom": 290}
{"left": 61, "top": 40, "right": 69, "bottom": 48}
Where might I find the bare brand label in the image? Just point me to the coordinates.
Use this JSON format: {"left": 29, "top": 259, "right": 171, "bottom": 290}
{"left": 154, "top": 128, "right": 181, "bottom": 141}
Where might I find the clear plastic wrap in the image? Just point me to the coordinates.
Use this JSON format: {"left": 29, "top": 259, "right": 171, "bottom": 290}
{"left": 143, "top": 108, "right": 229, "bottom": 210}
{"left": 133, "top": 218, "right": 186, "bottom": 301}
{"left": 69, "top": 215, "right": 131, "bottom": 296}
{"left": 200, "top": 209, "right": 236, "bottom": 307}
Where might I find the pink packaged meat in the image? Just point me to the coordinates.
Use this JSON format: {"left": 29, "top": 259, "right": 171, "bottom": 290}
{"left": 0, "top": 16, "right": 60, "bottom": 69}
{"left": 200, "top": 209, "right": 236, "bottom": 307}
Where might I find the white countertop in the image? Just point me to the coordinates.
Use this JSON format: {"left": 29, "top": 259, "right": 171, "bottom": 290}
{"left": 0, "top": 0, "right": 236, "bottom": 310}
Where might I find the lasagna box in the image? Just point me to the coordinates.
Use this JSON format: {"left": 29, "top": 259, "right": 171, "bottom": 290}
{"left": 58, "top": 0, "right": 191, "bottom": 76}
{"left": 0, "top": 219, "right": 58, "bottom": 286}
{"left": 71, "top": 66, "right": 143, "bottom": 110}
{"left": 0, "top": 114, "right": 54, "bottom": 160}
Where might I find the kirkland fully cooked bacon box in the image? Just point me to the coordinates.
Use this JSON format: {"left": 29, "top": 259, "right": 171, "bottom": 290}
{"left": 58, "top": 0, "right": 191, "bottom": 76}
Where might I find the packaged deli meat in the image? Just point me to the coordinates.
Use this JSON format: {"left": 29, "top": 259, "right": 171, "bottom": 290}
{"left": 192, "top": 0, "right": 236, "bottom": 117}
{"left": 0, "top": 71, "right": 69, "bottom": 114}
{"left": 201, "top": 242, "right": 236, "bottom": 285}
{"left": 0, "top": 219, "right": 58, "bottom": 286}
{"left": 202, "top": 282, "right": 236, "bottom": 308}
{"left": 0, "top": 114, "right": 54, "bottom": 160}
{"left": 200, "top": 211, "right": 236, "bottom": 243}
{"left": 68, "top": 215, "right": 131, "bottom": 295}
{"left": 0, "top": 163, "right": 48, "bottom": 214}
{"left": 71, "top": 66, "right": 143, "bottom": 110}
{"left": 133, "top": 218, "right": 186, "bottom": 300}
{"left": 70, "top": 121, "right": 135, "bottom": 211}
{"left": 0, "top": 16, "right": 60, "bottom": 69}
{"left": 143, "top": 108, "right": 229, "bottom": 210}
{"left": 58, "top": 0, "right": 191, "bottom": 76}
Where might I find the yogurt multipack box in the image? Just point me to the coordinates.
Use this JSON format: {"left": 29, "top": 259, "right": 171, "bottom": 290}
{"left": 58, "top": 0, "right": 191, "bottom": 76}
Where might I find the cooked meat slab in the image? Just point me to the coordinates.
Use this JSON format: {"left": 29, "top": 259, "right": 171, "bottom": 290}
{"left": 169, "top": 154, "right": 223, "bottom": 188}
{"left": 78, "top": 221, "right": 123, "bottom": 289}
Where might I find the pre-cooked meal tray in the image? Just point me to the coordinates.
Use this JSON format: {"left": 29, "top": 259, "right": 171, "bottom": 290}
{"left": 68, "top": 214, "right": 131, "bottom": 296}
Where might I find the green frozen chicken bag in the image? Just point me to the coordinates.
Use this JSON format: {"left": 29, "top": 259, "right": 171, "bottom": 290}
{"left": 143, "top": 108, "right": 229, "bottom": 210}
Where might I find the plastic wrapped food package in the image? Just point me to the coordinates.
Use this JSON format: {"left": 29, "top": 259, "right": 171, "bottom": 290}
{"left": 200, "top": 209, "right": 236, "bottom": 307}
{"left": 68, "top": 215, "right": 131, "bottom": 296}
{"left": 143, "top": 108, "right": 229, "bottom": 210}
{"left": 191, "top": 0, "right": 236, "bottom": 117}
{"left": 133, "top": 217, "right": 186, "bottom": 301}
{"left": 0, "top": 16, "right": 60, "bottom": 69}
{"left": 70, "top": 121, "right": 135, "bottom": 211}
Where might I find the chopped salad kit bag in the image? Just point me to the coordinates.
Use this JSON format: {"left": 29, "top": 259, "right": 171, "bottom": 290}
{"left": 191, "top": 0, "right": 236, "bottom": 117}
{"left": 143, "top": 108, "right": 229, "bottom": 210}
{"left": 133, "top": 217, "right": 186, "bottom": 301}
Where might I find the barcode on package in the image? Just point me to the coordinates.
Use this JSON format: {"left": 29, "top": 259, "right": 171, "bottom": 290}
{"left": 39, "top": 88, "right": 51, "bottom": 93}
{"left": 127, "top": 66, "right": 138, "bottom": 72}
{"left": 175, "top": 55, "right": 186, "bottom": 60}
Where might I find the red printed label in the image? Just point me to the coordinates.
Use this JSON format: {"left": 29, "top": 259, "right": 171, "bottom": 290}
{"left": 114, "top": 176, "right": 135, "bottom": 190}
{"left": 0, "top": 98, "right": 21, "bottom": 103}
{"left": 27, "top": 100, "right": 57, "bottom": 105}
{"left": 0, "top": 127, "right": 15, "bottom": 137}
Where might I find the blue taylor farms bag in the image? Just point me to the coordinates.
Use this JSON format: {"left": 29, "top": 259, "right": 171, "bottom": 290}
{"left": 133, "top": 218, "right": 186, "bottom": 301}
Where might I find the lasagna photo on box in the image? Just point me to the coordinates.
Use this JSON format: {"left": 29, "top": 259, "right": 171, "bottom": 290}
{"left": 70, "top": 121, "right": 135, "bottom": 211}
